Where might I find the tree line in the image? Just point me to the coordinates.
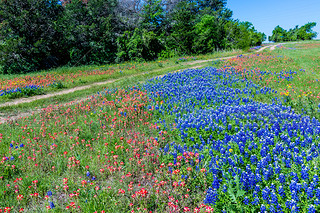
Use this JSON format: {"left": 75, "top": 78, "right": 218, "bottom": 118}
{"left": 0, "top": 0, "right": 266, "bottom": 74}
{"left": 269, "top": 22, "right": 317, "bottom": 42}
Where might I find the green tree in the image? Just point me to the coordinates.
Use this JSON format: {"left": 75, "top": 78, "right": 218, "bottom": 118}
{"left": 116, "top": 28, "right": 162, "bottom": 62}
{"left": 269, "top": 23, "right": 317, "bottom": 42}
{"left": 60, "top": 0, "right": 118, "bottom": 65}
{"left": 223, "top": 20, "right": 241, "bottom": 49}
{"left": 140, "top": 0, "right": 165, "bottom": 35}
{"left": 0, "top": 0, "right": 64, "bottom": 73}
{"left": 116, "top": 0, "right": 165, "bottom": 62}
{"left": 169, "top": 0, "right": 197, "bottom": 55}
{"left": 222, "top": 20, "right": 265, "bottom": 50}
{"left": 269, "top": 25, "right": 287, "bottom": 42}
{"left": 297, "top": 22, "right": 317, "bottom": 40}
{"left": 241, "top": 22, "right": 266, "bottom": 46}
{"left": 0, "top": 0, "right": 268, "bottom": 74}
{"left": 287, "top": 25, "right": 299, "bottom": 41}
{"left": 194, "top": 14, "right": 223, "bottom": 53}
{"left": 197, "top": 0, "right": 227, "bottom": 11}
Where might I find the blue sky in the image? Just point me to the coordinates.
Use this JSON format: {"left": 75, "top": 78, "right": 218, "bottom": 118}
{"left": 226, "top": 0, "right": 320, "bottom": 41}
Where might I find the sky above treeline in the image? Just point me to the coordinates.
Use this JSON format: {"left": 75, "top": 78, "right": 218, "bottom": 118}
{"left": 227, "top": 0, "right": 320, "bottom": 42}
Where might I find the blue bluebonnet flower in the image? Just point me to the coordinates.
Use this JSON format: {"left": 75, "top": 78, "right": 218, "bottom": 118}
{"left": 252, "top": 191, "right": 258, "bottom": 198}
{"left": 222, "top": 184, "right": 227, "bottom": 193}
{"left": 307, "top": 186, "right": 314, "bottom": 199}
{"left": 275, "top": 165, "right": 281, "bottom": 174}
{"left": 270, "top": 191, "right": 278, "bottom": 205}
{"left": 301, "top": 167, "right": 310, "bottom": 180}
{"left": 285, "top": 158, "right": 291, "bottom": 168}
{"left": 262, "top": 187, "right": 270, "bottom": 202}
{"left": 0, "top": 85, "right": 43, "bottom": 97}
{"left": 279, "top": 186, "right": 286, "bottom": 198}
{"left": 291, "top": 190, "right": 299, "bottom": 201}
{"left": 314, "top": 175, "right": 319, "bottom": 183}
{"left": 254, "top": 185, "right": 260, "bottom": 192}
{"left": 203, "top": 188, "right": 218, "bottom": 205}
{"left": 211, "top": 175, "right": 220, "bottom": 189}
{"left": 308, "top": 205, "right": 316, "bottom": 213}
{"left": 286, "top": 199, "right": 299, "bottom": 213}
{"left": 252, "top": 197, "right": 259, "bottom": 205}
{"left": 243, "top": 196, "right": 249, "bottom": 205}
{"left": 290, "top": 180, "right": 297, "bottom": 192}
{"left": 49, "top": 201, "right": 55, "bottom": 209}
{"left": 269, "top": 205, "right": 276, "bottom": 213}
{"left": 315, "top": 188, "right": 320, "bottom": 199}
{"left": 260, "top": 204, "right": 267, "bottom": 212}
{"left": 143, "top": 66, "right": 320, "bottom": 211}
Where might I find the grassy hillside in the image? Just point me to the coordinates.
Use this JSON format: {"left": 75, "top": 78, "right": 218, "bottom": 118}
{"left": 0, "top": 50, "right": 243, "bottom": 104}
{"left": 1, "top": 40, "right": 320, "bottom": 212}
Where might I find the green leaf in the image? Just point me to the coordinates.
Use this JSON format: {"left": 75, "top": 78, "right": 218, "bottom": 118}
{"left": 227, "top": 187, "right": 237, "bottom": 203}
{"left": 236, "top": 189, "right": 246, "bottom": 198}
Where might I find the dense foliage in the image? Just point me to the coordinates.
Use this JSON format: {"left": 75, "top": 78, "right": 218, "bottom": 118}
{"left": 0, "top": 0, "right": 266, "bottom": 74}
{"left": 269, "top": 23, "right": 317, "bottom": 42}
{"left": 0, "top": 0, "right": 65, "bottom": 74}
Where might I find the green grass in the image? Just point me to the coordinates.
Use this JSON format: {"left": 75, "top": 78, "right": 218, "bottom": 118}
{"left": 275, "top": 42, "right": 320, "bottom": 72}
{"left": 0, "top": 49, "right": 242, "bottom": 80}
{"left": 0, "top": 79, "right": 210, "bottom": 212}
{"left": 3, "top": 40, "right": 320, "bottom": 119}
{"left": 0, "top": 49, "right": 244, "bottom": 104}
{"left": 2, "top": 40, "right": 320, "bottom": 212}
{"left": 218, "top": 40, "right": 320, "bottom": 119}
{"left": 0, "top": 60, "right": 216, "bottom": 116}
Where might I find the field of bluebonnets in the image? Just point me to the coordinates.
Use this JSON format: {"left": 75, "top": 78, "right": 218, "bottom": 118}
{"left": 1, "top": 42, "right": 320, "bottom": 212}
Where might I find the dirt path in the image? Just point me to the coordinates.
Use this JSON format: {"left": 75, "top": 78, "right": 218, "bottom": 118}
{"left": 270, "top": 43, "right": 285, "bottom": 51}
{"left": 0, "top": 55, "right": 244, "bottom": 109}
{"left": 257, "top": 45, "right": 272, "bottom": 52}
{"left": 184, "top": 55, "right": 236, "bottom": 65}
{"left": 256, "top": 44, "right": 281, "bottom": 52}
{"left": 0, "top": 79, "right": 118, "bottom": 108}
{"left": 0, "top": 45, "right": 276, "bottom": 123}
{"left": 0, "top": 64, "right": 223, "bottom": 123}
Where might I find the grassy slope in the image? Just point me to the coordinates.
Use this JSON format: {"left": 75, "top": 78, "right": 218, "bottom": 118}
{"left": 2, "top": 40, "right": 320, "bottom": 119}
{"left": 0, "top": 50, "right": 243, "bottom": 104}
{"left": 0, "top": 50, "right": 244, "bottom": 116}
{"left": 267, "top": 41, "right": 320, "bottom": 116}
{"left": 1, "top": 40, "right": 320, "bottom": 212}
{"left": 220, "top": 40, "right": 320, "bottom": 119}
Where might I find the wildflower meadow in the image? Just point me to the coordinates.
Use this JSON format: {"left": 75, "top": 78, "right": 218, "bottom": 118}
{"left": 1, "top": 41, "right": 320, "bottom": 212}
